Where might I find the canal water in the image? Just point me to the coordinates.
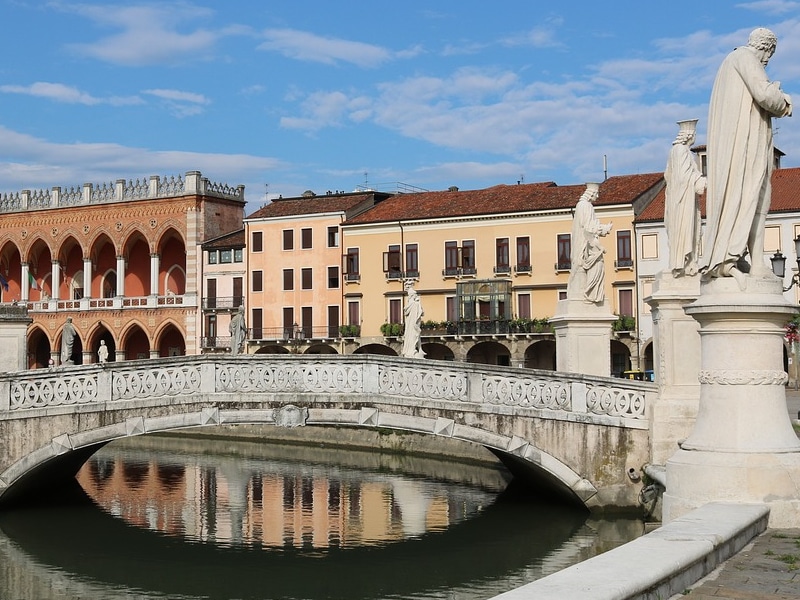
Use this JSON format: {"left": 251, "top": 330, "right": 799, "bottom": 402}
{"left": 0, "top": 434, "right": 644, "bottom": 599}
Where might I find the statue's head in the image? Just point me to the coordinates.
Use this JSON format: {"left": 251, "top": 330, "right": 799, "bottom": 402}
{"left": 675, "top": 119, "right": 698, "bottom": 145}
{"left": 580, "top": 182, "right": 600, "bottom": 204}
{"left": 748, "top": 27, "right": 777, "bottom": 56}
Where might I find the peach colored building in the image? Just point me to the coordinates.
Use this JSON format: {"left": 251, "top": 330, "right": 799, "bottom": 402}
{"left": 0, "top": 171, "right": 245, "bottom": 367}
{"left": 340, "top": 175, "right": 663, "bottom": 372}
{"left": 200, "top": 228, "right": 245, "bottom": 353}
{"left": 243, "top": 191, "right": 390, "bottom": 354}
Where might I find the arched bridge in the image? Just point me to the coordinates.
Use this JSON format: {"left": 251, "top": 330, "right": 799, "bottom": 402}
{"left": 0, "top": 355, "right": 655, "bottom": 511}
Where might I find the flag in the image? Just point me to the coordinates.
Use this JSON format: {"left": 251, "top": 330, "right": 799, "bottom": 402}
{"left": 28, "top": 272, "right": 38, "bottom": 290}
{"left": 0, "top": 273, "right": 7, "bottom": 291}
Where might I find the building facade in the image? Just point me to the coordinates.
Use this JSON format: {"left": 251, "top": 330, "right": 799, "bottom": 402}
{"left": 0, "top": 171, "right": 245, "bottom": 367}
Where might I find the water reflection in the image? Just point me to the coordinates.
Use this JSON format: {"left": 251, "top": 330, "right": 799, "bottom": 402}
{"left": 0, "top": 435, "right": 644, "bottom": 600}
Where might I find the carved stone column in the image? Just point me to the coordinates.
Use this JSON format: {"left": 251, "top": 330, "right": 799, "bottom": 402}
{"left": 663, "top": 275, "right": 800, "bottom": 527}
{"left": 646, "top": 271, "right": 701, "bottom": 465}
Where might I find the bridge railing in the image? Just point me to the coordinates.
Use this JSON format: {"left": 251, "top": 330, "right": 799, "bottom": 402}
{"left": 0, "top": 355, "right": 654, "bottom": 425}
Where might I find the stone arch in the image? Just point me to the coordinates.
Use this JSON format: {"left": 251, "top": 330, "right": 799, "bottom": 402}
{"left": 158, "top": 228, "right": 186, "bottom": 296}
{"left": 26, "top": 325, "right": 51, "bottom": 369}
{"left": 524, "top": 340, "right": 556, "bottom": 370}
{"left": 25, "top": 238, "right": 53, "bottom": 300}
{"left": 89, "top": 233, "right": 117, "bottom": 298}
{"left": 641, "top": 339, "right": 654, "bottom": 373}
{"left": 467, "top": 341, "right": 511, "bottom": 366}
{"left": 353, "top": 343, "right": 397, "bottom": 356}
{"left": 0, "top": 406, "right": 594, "bottom": 510}
{"left": 610, "top": 339, "right": 631, "bottom": 377}
{"left": 119, "top": 321, "right": 151, "bottom": 360}
{"left": 304, "top": 343, "right": 338, "bottom": 354}
{"left": 154, "top": 321, "right": 186, "bottom": 357}
{"left": 86, "top": 321, "right": 116, "bottom": 364}
{"left": 421, "top": 342, "right": 454, "bottom": 361}
{"left": 255, "top": 345, "right": 291, "bottom": 354}
{"left": 57, "top": 235, "right": 85, "bottom": 301}
{"left": 122, "top": 230, "right": 152, "bottom": 296}
{"left": 0, "top": 240, "right": 22, "bottom": 303}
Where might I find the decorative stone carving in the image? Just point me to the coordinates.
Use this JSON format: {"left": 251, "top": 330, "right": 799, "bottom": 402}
{"left": 274, "top": 404, "right": 308, "bottom": 428}
{"left": 697, "top": 369, "right": 788, "bottom": 386}
{"left": 111, "top": 365, "right": 202, "bottom": 400}
{"left": 481, "top": 376, "right": 571, "bottom": 411}
{"left": 401, "top": 280, "right": 425, "bottom": 358}
{"left": 377, "top": 366, "right": 468, "bottom": 402}
{"left": 567, "top": 183, "right": 612, "bottom": 303}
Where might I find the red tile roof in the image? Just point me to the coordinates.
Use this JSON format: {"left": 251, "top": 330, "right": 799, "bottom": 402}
{"left": 345, "top": 173, "right": 663, "bottom": 225}
{"left": 202, "top": 228, "right": 245, "bottom": 249}
{"left": 636, "top": 166, "right": 800, "bottom": 222}
{"left": 246, "top": 192, "right": 387, "bottom": 220}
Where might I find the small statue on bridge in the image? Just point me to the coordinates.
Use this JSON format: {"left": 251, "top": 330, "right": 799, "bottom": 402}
{"left": 567, "top": 183, "right": 612, "bottom": 303}
{"left": 230, "top": 306, "right": 247, "bottom": 355}
{"left": 61, "top": 317, "right": 76, "bottom": 366}
{"left": 665, "top": 119, "right": 705, "bottom": 277}
{"left": 97, "top": 340, "right": 109, "bottom": 364}
{"left": 401, "top": 280, "right": 425, "bottom": 359}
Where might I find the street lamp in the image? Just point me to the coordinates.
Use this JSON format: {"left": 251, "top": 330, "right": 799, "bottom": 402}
{"left": 770, "top": 236, "right": 800, "bottom": 292}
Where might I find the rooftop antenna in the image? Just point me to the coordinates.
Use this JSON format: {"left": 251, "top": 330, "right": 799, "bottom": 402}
{"left": 265, "top": 183, "right": 269, "bottom": 202}
{"left": 517, "top": 174, "right": 525, "bottom": 185}
{"left": 603, "top": 155, "right": 608, "bottom": 181}
{"left": 364, "top": 171, "right": 369, "bottom": 189}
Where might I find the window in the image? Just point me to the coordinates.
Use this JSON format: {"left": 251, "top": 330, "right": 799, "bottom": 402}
{"left": 345, "top": 248, "right": 360, "bottom": 281}
{"left": 283, "top": 307, "right": 295, "bottom": 339}
{"left": 641, "top": 233, "right": 659, "bottom": 259}
{"left": 207, "top": 250, "right": 217, "bottom": 264}
{"left": 556, "top": 234, "right": 571, "bottom": 271}
{"left": 220, "top": 249, "right": 232, "bottom": 264}
{"left": 764, "top": 225, "right": 781, "bottom": 254}
{"left": 495, "top": 238, "right": 510, "bottom": 274}
{"left": 384, "top": 245, "right": 402, "bottom": 279}
{"left": 616, "top": 230, "right": 633, "bottom": 268}
{"left": 405, "top": 244, "right": 419, "bottom": 278}
{"left": 348, "top": 301, "right": 360, "bottom": 326}
{"left": 234, "top": 248, "right": 243, "bottom": 262}
{"left": 517, "top": 293, "right": 531, "bottom": 319}
{"left": 301, "top": 267, "right": 312, "bottom": 290}
{"left": 462, "top": 240, "right": 476, "bottom": 274}
{"left": 446, "top": 296, "right": 456, "bottom": 322}
{"left": 444, "top": 241, "right": 459, "bottom": 276}
{"left": 252, "top": 231, "right": 263, "bottom": 253}
{"left": 618, "top": 289, "right": 634, "bottom": 317}
{"left": 516, "top": 237, "right": 531, "bottom": 273}
{"left": 327, "top": 306, "right": 339, "bottom": 338}
{"left": 389, "top": 298, "right": 402, "bottom": 324}
{"left": 641, "top": 279, "right": 653, "bottom": 315}
{"left": 252, "top": 270, "right": 263, "bottom": 292}
{"left": 558, "top": 290, "right": 568, "bottom": 301}
{"left": 283, "top": 269, "right": 294, "bottom": 291}
{"left": 301, "top": 228, "right": 313, "bottom": 249}
{"left": 283, "top": 229, "right": 294, "bottom": 250}
{"left": 327, "top": 266, "right": 339, "bottom": 289}
{"left": 301, "top": 306, "right": 312, "bottom": 338}
{"left": 233, "top": 277, "right": 243, "bottom": 308}
{"left": 251, "top": 308, "right": 263, "bottom": 339}
{"left": 327, "top": 226, "right": 339, "bottom": 248}
{"left": 206, "top": 279, "right": 217, "bottom": 309}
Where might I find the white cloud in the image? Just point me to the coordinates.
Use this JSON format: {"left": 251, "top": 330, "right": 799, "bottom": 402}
{"left": 736, "top": 0, "right": 800, "bottom": 14}
{"left": 0, "top": 82, "right": 142, "bottom": 106}
{"left": 258, "top": 28, "right": 392, "bottom": 68}
{"left": 59, "top": 3, "right": 221, "bottom": 66}
{"left": 142, "top": 88, "right": 211, "bottom": 118}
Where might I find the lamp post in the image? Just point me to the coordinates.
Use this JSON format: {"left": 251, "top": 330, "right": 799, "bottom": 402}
{"left": 770, "top": 236, "right": 800, "bottom": 291}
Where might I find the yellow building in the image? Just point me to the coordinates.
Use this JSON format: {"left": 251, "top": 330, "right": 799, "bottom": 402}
{"left": 243, "top": 191, "right": 390, "bottom": 353}
{"left": 341, "top": 175, "right": 663, "bottom": 371}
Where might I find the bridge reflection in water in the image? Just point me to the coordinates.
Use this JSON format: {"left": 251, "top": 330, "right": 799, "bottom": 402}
{"left": 0, "top": 435, "right": 644, "bottom": 600}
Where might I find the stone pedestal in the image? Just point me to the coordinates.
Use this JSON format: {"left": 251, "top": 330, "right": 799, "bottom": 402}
{"left": 0, "top": 305, "right": 32, "bottom": 371}
{"left": 663, "top": 275, "right": 800, "bottom": 527}
{"left": 551, "top": 299, "right": 616, "bottom": 377}
{"left": 646, "top": 271, "right": 701, "bottom": 465}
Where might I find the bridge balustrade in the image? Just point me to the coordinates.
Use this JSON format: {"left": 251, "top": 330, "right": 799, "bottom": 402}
{"left": 0, "top": 355, "right": 651, "bottom": 423}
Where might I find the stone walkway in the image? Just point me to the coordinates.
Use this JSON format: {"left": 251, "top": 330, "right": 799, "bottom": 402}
{"left": 679, "top": 529, "right": 800, "bottom": 599}
{"left": 677, "top": 390, "right": 800, "bottom": 599}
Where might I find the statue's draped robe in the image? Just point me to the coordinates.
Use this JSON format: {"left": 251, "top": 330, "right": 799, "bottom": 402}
{"left": 665, "top": 142, "right": 703, "bottom": 273}
{"left": 702, "top": 45, "right": 790, "bottom": 276}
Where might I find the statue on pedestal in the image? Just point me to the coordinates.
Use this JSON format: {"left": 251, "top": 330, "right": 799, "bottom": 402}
{"left": 401, "top": 280, "right": 425, "bottom": 358}
{"left": 567, "top": 183, "right": 612, "bottom": 303}
{"left": 701, "top": 27, "right": 792, "bottom": 287}
{"left": 229, "top": 306, "right": 247, "bottom": 355}
{"left": 61, "top": 317, "right": 76, "bottom": 365}
{"left": 665, "top": 119, "right": 705, "bottom": 277}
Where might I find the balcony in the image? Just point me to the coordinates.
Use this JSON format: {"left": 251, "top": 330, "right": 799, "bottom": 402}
{"left": 514, "top": 264, "right": 532, "bottom": 274}
{"left": 248, "top": 325, "right": 346, "bottom": 342}
{"left": 202, "top": 296, "right": 244, "bottom": 310}
{"left": 493, "top": 265, "right": 511, "bottom": 276}
{"left": 201, "top": 336, "right": 232, "bottom": 349}
{"left": 614, "top": 258, "right": 634, "bottom": 269}
{"left": 28, "top": 293, "right": 196, "bottom": 312}
{"left": 554, "top": 261, "right": 571, "bottom": 272}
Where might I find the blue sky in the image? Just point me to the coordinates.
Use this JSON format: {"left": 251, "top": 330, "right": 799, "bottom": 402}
{"left": 1, "top": 1, "right": 800, "bottom": 214}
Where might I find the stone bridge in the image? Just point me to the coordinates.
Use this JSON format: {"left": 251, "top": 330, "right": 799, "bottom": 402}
{"left": 0, "top": 354, "right": 656, "bottom": 511}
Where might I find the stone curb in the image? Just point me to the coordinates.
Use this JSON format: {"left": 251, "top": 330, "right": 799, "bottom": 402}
{"left": 490, "top": 502, "right": 769, "bottom": 600}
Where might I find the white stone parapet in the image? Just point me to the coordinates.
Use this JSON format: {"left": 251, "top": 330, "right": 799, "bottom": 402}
{"left": 0, "top": 171, "right": 244, "bottom": 213}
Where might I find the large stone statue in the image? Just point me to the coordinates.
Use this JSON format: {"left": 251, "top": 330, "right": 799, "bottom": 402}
{"left": 401, "top": 280, "right": 425, "bottom": 358}
{"left": 229, "top": 306, "right": 247, "bottom": 355}
{"left": 61, "top": 317, "right": 76, "bottom": 365}
{"left": 665, "top": 119, "right": 706, "bottom": 277}
{"left": 701, "top": 27, "right": 792, "bottom": 286}
{"left": 567, "top": 183, "right": 612, "bottom": 303}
